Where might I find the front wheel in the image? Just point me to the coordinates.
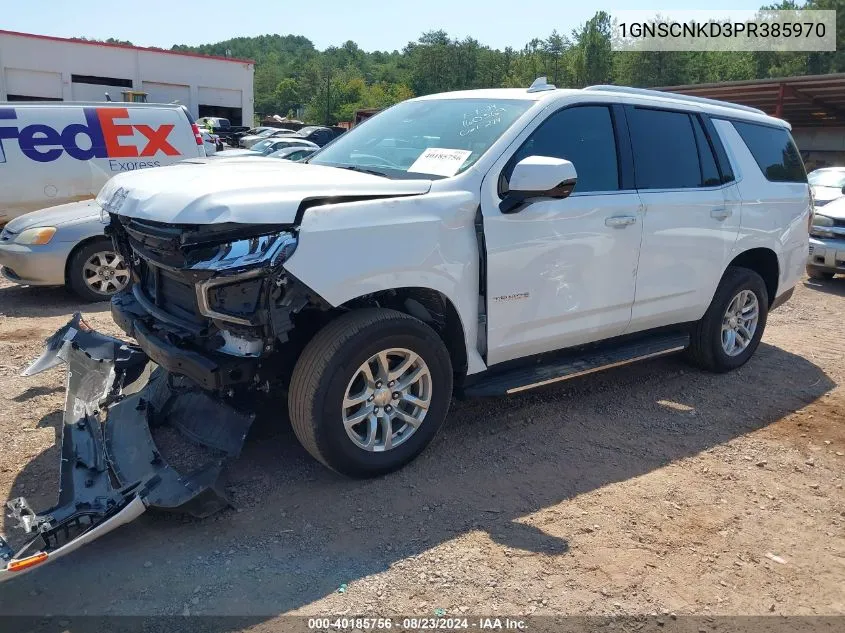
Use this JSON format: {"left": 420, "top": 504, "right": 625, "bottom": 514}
{"left": 686, "top": 267, "right": 769, "bottom": 373}
{"left": 288, "top": 308, "right": 453, "bottom": 477}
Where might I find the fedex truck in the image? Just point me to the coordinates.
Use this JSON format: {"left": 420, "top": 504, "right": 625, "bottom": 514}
{"left": 0, "top": 102, "right": 206, "bottom": 225}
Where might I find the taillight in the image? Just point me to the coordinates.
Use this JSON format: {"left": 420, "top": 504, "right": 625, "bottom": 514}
{"left": 191, "top": 124, "right": 204, "bottom": 145}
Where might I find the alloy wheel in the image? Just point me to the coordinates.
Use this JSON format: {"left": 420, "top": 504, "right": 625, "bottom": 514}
{"left": 721, "top": 289, "right": 759, "bottom": 356}
{"left": 341, "top": 348, "right": 432, "bottom": 452}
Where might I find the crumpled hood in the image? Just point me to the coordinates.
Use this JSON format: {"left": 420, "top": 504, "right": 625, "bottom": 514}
{"left": 811, "top": 185, "right": 843, "bottom": 205}
{"left": 816, "top": 196, "right": 845, "bottom": 220}
{"left": 4, "top": 200, "right": 101, "bottom": 233}
{"left": 96, "top": 161, "right": 432, "bottom": 225}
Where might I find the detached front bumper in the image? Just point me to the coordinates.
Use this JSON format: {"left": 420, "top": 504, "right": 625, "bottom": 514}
{"left": 0, "top": 314, "right": 255, "bottom": 581}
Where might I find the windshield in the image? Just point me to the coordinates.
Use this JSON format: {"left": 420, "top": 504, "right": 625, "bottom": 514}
{"left": 309, "top": 98, "right": 533, "bottom": 178}
{"left": 809, "top": 170, "right": 845, "bottom": 188}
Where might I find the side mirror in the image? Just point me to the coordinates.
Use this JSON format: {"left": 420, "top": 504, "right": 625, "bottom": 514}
{"left": 500, "top": 156, "right": 578, "bottom": 214}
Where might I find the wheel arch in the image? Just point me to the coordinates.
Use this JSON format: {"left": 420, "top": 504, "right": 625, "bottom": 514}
{"left": 726, "top": 247, "right": 779, "bottom": 306}
{"left": 64, "top": 234, "right": 115, "bottom": 284}
{"left": 339, "top": 287, "right": 469, "bottom": 380}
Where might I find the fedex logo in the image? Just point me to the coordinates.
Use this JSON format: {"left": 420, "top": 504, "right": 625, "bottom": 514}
{"left": 0, "top": 107, "right": 180, "bottom": 164}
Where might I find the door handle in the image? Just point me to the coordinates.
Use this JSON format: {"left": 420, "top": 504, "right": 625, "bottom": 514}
{"left": 605, "top": 215, "right": 638, "bottom": 228}
{"left": 710, "top": 207, "right": 732, "bottom": 221}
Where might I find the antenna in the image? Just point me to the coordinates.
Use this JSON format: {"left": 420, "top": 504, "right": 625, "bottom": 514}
{"left": 527, "top": 76, "right": 556, "bottom": 93}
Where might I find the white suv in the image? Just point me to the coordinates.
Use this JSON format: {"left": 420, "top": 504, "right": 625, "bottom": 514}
{"left": 94, "top": 80, "right": 809, "bottom": 477}
{"left": 0, "top": 80, "right": 813, "bottom": 576}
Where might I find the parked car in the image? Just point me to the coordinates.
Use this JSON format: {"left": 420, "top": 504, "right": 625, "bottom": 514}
{"left": 808, "top": 167, "right": 845, "bottom": 208}
{"left": 808, "top": 194, "right": 845, "bottom": 279}
{"left": 1, "top": 81, "right": 810, "bottom": 577}
{"left": 234, "top": 126, "right": 275, "bottom": 147}
{"left": 224, "top": 137, "right": 318, "bottom": 157}
{"left": 239, "top": 128, "right": 296, "bottom": 148}
{"left": 0, "top": 200, "right": 129, "bottom": 301}
{"left": 293, "top": 125, "right": 339, "bottom": 146}
{"left": 268, "top": 146, "right": 317, "bottom": 161}
{"left": 0, "top": 101, "right": 205, "bottom": 226}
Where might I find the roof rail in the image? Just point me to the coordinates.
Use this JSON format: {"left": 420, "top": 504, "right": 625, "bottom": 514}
{"left": 583, "top": 85, "right": 767, "bottom": 116}
{"left": 528, "top": 76, "right": 556, "bottom": 93}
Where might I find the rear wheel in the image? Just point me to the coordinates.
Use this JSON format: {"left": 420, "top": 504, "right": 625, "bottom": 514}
{"left": 67, "top": 239, "right": 130, "bottom": 302}
{"left": 686, "top": 267, "right": 769, "bottom": 373}
{"left": 806, "top": 266, "right": 835, "bottom": 280}
{"left": 288, "top": 308, "right": 453, "bottom": 477}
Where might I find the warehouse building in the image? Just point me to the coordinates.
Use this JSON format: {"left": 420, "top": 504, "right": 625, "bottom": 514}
{"left": 663, "top": 74, "right": 845, "bottom": 171}
{"left": 0, "top": 30, "right": 254, "bottom": 125}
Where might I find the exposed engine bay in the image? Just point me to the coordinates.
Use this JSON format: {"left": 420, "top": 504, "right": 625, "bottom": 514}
{"left": 107, "top": 212, "right": 327, "bottom": 392}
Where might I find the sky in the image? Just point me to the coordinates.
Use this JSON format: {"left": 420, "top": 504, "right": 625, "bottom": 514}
{"left": 5, "top": 0, "right": 768, "bottom": 52}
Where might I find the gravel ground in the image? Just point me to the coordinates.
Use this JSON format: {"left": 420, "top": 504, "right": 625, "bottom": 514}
{"left": 0, "top": 275, "right": 842, "bottom": 624}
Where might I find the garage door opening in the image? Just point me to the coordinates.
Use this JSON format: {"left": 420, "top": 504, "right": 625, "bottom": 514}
{"left": 6, "top": 95, "right": 62, "bottom": 101}
{"left": 198, "top": 105, "right": 243, "bottom": 126}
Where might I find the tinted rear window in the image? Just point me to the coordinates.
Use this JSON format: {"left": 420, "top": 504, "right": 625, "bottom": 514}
{"left": 731, "top": 121, "right": 806, "bottom": 183}
{"left": 627, "top": 107, "right": 702, "bottom": 189}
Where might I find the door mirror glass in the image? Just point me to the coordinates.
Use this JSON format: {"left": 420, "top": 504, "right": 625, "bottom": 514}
{"left": 501, "top": 156, "right": 578, "bottom": 213}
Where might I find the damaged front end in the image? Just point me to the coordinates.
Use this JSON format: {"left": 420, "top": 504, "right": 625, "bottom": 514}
{"left": 1, "top": 215, "right": 314, "bottom": 580}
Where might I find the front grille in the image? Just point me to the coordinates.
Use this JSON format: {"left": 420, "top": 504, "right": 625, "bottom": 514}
{"left": 139, "top": 261, "right": 205, "bottom": 325}
{"left": 0, "top": 228, "right": 15, "bottom": 242}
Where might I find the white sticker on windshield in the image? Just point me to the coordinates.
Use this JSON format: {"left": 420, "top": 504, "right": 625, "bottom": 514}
{"left": 408, "top": 148, "right": 472, "bottom": 177}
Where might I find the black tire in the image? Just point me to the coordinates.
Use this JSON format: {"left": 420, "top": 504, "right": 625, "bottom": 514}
{"left": 67, "top": 238, "right": 130, "bottom": 302}
{"left": 686, "top": 267, "right": 769, "bottom": 373}
{"left": 806, "top": 266, "right": 835, "bottom": 281}
{"left": 288, "top": 308, "right": 453, "bottom": 477}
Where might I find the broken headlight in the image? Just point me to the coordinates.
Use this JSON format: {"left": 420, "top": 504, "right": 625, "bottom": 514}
{"left": 188, "top": 231, "right": 297, "bottom": 271}
{"left": 191, "top": 231, "right": 298, "bottom": 325}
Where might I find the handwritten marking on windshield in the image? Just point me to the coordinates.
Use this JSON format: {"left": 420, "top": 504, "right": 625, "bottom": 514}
{"left": 460, "top": 105, "right": 507, "bottom": 137}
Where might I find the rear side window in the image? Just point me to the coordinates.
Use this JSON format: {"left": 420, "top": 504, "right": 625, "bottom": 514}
{"left": 508, "top": 105, "right": 620, "bottom": 193}
{"left": 627, "top": 107, "right": 702, "bottom": 189}
{"left": 731, "top": 121, "right": 806, "bottom": 183}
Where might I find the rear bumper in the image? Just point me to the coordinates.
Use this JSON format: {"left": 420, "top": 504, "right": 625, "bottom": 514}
{"left": 0, "top": 242, "right": 68, "bottom": 286}
{"left": 808, "top": 235, "right": 845, "bottom": 273}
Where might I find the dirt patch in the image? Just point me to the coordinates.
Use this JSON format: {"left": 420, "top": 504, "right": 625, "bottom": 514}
{"left": 0, "top": 326, "right": 52, "bottom": 342}
{"left": 0, "top": 276, "right": 842, "bottom": 621}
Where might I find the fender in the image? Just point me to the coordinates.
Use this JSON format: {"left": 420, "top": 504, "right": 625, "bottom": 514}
{"left": 284, "top": 190, "right": 488, "bottom": 375}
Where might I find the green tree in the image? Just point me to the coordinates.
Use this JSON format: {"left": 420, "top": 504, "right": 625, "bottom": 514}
{"left": 572, "top": 11, "right": 613, "bottom": 87}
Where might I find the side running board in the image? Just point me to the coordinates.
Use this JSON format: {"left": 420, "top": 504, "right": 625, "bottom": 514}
{"left": 464, "top": 332, "right": 690, "bottom": 397}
